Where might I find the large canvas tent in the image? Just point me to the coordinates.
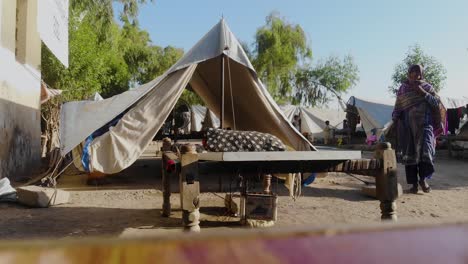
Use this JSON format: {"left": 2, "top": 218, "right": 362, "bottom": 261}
{"left": 280, "top": 105, "right": 346, "bottom": 139}
{"left": 60, "top": 19, "right": 313, "bottom": 174}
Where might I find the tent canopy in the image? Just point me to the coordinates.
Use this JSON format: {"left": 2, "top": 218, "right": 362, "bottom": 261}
{"left": 347, "top": 96, "right": 395, "bottom": 138}
{"left": 280, "top": 105, "right": 346, "bottom": 139}
{"left": 60, "top": 19, "right": 313, "bottom": 174}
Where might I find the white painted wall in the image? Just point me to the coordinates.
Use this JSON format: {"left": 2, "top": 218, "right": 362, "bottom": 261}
{"left": 0, "top": 0, "right": 41, "bottom": 180}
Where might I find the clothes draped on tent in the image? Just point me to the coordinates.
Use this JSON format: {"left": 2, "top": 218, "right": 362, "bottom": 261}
{"left": 60, "top": 19, "right": 314, "bottom": 174}
{"left": 440, "top": 97, "right": 468, "bottom": 135}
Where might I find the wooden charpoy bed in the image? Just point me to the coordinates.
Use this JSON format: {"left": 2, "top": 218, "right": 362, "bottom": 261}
{"left": 161, "top": 142, "right": 399, "bottom": 231}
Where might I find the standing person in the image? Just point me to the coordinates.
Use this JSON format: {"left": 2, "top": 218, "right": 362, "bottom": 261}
{"left": 392, "top": 64, "right": 446, "bottom": 194}
{"left": 342, "top": 120, "right": 349, "bottom": 132}
{"left": 323, "top": 120, "right": 331, "bottom": 145}
{"left": 292, "top": 114, "right": 301, "bottom": 132}
{"left": 181, "top": 111, "right": 191, "bottom": 134}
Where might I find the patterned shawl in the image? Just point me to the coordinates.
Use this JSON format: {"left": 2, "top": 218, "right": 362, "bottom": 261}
{"left": 393, "top": 80, "right": 446, "bottom": 137}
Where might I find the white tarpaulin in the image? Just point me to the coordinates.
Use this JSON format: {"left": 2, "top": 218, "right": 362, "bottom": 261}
{"left": 440, "top": 97, "right": 468, "bottom": 109}
{"left": 60, "top": 19, "right": 313, "bottom": 173}
{"left": 38, "top": 0, "right": 69, "bottom": 67}
{"left": 347, "top": 96, "right": 395, "bottom": 138}
{"left": 89, "top": 66, "right": 197, "bottom": 173}
{"left": 190, "top": 105, "right": 219, "bottom": 132}
{"left": 300, "top": 108, "right": 346, "bottom": 138}
{"left": 280, "top": 105, "right": 346, "bottom": 139}
{"left": 61, "top": 75, "right": 164, "bottom": 155}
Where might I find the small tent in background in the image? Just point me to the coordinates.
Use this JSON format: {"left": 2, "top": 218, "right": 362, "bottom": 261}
{"left": 346, "top": 95, "right": 468, "bottom": 140}
{"left": 346, "top": 96, "right": 394, "bottom": 139}
{"left": 280, "top": 105, "right": 346, "bottom": 139}
{"left": 439, "top": 97, "right": 468, "bottom": 110}
{"left": 88, "top": 92, "right": 104, "bottom": 101}
{"left": 60, "top": 19, "right": 313, "bottom": 174}
{"left": 190, "top": 105, "right": 219, "bottom": 132}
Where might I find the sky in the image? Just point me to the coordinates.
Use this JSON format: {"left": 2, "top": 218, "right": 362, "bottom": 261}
{"left": 120, "top": 0, "right": 468, "bottom": 106}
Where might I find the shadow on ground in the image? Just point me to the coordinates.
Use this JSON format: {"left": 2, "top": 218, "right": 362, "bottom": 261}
{"left": 0, "top": 206, "right": 172, "bottom": 239}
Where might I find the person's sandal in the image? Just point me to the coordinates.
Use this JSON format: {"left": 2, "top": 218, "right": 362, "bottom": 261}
{"left": 409, "top": 184, "right": 418, "bottom": 194}
{"left": 419, "top": 180, "right": 431, "bottom": 193}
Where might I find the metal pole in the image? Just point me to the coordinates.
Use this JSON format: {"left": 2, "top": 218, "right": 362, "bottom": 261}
{"left": 220, "top": 54, "right": 225, "bottom": 129}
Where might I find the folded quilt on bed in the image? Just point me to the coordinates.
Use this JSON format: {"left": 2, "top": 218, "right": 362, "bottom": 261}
{"left": 204, "top": 128, "right": 286, "bottom": 152}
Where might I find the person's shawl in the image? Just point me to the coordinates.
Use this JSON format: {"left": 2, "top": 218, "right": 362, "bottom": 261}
{"left": 392, "top": 80, "right": 446, "bottom": 137}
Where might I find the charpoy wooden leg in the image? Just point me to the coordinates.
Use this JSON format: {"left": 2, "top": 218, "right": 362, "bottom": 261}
{"left": 375, "top": 142, "right": 399, "bottom": 221}
{"left": 263, "top": 174, "right": 272, "bottom": 194}
{"left": 162, "top": 152, "right": 178, "bottom": 217}
{"left": 180, "top": 151, "right": 201, "bottom": 232}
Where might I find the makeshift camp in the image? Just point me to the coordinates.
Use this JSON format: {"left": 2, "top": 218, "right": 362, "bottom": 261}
{"left": 346, "top": 96, "right": 395, "bottom": 139}
{"left": 60, "top": 21, "right": 401, "bottom": 228}
{"left": 60, "top": 19, "right": 313, "bottom": 174}
{"left": 280, "top": 105, "right": 346, "bottom": 139}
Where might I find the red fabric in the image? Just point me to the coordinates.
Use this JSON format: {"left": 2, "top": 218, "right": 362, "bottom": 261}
{"left": 165, "top": 159, "right": 176, "bottom": 173}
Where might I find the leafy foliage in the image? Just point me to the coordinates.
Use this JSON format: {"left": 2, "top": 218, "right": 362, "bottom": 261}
{"left": 41, "top": 0, "right": 183, "bottom": 101}
{"left": 41, "top": 12, "right": 112, "bottom": 101}
{"left": 180, "top": 87, "right": 205, "bottom": 106}
{"left": 250, "top": 12, "right": 358, "bottom": 106}
{"left": 389, "top": 44, "right": 447, "bottom": 95}
{"left": 294, "top": 55, "right": 359, "bottom": 107}
{"left": 252, "top": 12, "right": 312, "bottom": 103}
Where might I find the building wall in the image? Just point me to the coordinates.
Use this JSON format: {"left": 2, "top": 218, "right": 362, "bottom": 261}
{"left": 0, "top": 0, "right": 41, "bottom": 180}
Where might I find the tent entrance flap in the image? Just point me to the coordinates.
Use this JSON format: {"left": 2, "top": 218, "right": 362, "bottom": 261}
{"left": 88, "top": 65, "right": 198, "bottom": 174}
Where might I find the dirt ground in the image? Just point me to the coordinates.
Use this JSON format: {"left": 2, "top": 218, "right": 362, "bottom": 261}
{"left": 1, "top": 146, "right": 468, "bottom": 240}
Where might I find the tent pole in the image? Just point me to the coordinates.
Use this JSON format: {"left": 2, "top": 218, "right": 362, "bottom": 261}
{"left": 220, "top": 54, "right": 225, "bottom": 129}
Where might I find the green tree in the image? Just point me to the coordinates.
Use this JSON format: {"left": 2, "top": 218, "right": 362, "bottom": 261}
{"left": 294, "top": 55, "right": 359, "bottom": 107}
{"left": 389, "top": 44, "right": 447, "bottom": 95}
{"left": 41, "top": 11, "right": 113, "bottom": 101}
{"left": 42, "top": 0, "right": 184, "bottom": 100}
{"left": 253, "top": 12, "right": 312, "bottom": 103}
{"left": 180, "top": 86, "right": 205, "bottom": 106}
{"left": 137, "top": 45, "right": 184, "bottom": 84}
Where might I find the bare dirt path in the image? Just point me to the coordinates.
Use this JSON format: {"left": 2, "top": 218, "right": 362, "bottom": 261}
{"left": 1, "top": 149, "right": 467, "bottom": 240}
